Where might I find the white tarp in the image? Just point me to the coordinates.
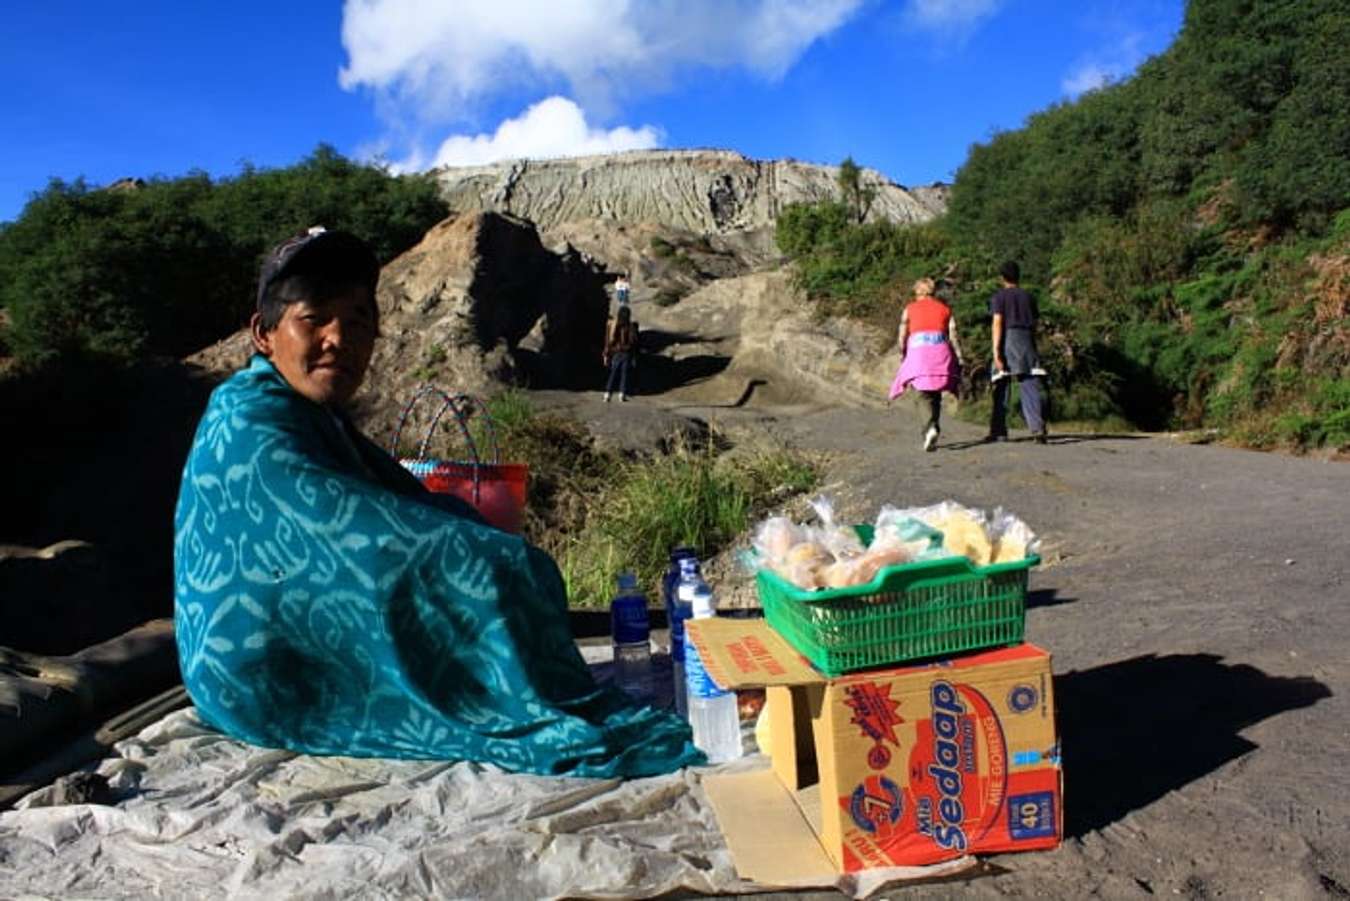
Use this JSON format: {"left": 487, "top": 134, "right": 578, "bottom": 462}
{"left": 1, "top": 707, "right": 973, "bottom": 899}
{"left": 2, "top": 704, "right": 763, "bottom": 899}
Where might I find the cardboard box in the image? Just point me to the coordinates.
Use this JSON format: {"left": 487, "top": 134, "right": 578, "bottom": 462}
{"left": 689, "top": 618, "right": 1061, "bottom": 875}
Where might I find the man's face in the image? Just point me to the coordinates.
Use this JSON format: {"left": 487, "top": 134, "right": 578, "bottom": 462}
{"left": 250, "top": 287, "right": 377, "bottom": 408}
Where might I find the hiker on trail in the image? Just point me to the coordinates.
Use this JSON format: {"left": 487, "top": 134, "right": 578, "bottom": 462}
{"left": 603, "top": 304, "right": 639, "bottom": 402}
{"left": 889, "top": 277, "right": 964, "bottom": 452}
{"left": 613, "top": 272, "right": 631, "bottom": 308}
{"left": 987, "top": 260, "right": 1048, "bottom": 444}
{"left": 173, "top": 227, "right": 700, "bottom": 777}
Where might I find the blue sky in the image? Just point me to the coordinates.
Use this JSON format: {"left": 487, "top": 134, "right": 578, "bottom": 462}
{"left": 1, "top": 1, "right": 1185, "bottom": 224}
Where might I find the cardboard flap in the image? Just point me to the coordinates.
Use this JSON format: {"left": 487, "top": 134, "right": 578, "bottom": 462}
{"left": 685, "top": 618, "right": 823, "bottom": 689}
{"left": 705, "top": 769, "right": 981, "bottom": 888}
{"left": 703, "top": 769, "right": 840, "bottom": 887}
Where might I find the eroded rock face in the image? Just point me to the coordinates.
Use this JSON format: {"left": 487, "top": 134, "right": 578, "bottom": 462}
{"left": 436, "top": 150, "right": 948, "bottom": 239}
{"left": 187, "top": 212, "right": 613, "bottom": 443}
{"left": 358, "top": 212, "right": 609, "bottom": 437}
{"left": 636, "top": 269, "right": 893, "bottom": 408}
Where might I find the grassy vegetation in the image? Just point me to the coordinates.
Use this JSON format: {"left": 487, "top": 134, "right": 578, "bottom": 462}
{"left": 777, "top": 196, "right": 1349, "bottom": 448}
{"left": 652, "top": 287, "right": 685, "bottom": 307}
{"left": 647, "top": 235, "right": 705, "bottom": 278}
{"left": 477, "top": 392, "right": 819, "bottom": 607}
{"left": 649, "top": 236, "right": 677, "bottom": 259}
{"left": 773, "top": 0, "right": 1350, "bottom": 452}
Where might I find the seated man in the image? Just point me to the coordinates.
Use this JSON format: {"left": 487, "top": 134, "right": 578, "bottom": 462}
{"left": 174, "top": 227, "right": 701, "bottom": 777}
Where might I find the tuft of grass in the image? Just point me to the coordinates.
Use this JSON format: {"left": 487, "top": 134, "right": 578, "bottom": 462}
{"left": 653, "top": 287, "right": 685, "bottom": 307}
{"left": 554, "top": 436, "right": 818, "bottom": 608}
{"left": 483, "top": 388, "right": 533, "bottom": 433}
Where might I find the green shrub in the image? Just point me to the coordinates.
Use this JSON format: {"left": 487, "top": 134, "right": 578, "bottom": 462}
{"left": 1263, "top": 379, "right": 1350, "bottom": 450}
{"left": 1329, "top": 208, "right": 1350, "bottom": 242}
{"left": 776, "top": 206, "right": 951, "bottom": 320}
{"left": 0, "top": 145, "right": 447, "bottom": 370}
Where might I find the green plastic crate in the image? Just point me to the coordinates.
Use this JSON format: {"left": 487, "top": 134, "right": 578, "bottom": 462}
{"left": 757, "top": 524, "right": 1038, "bottom": 676}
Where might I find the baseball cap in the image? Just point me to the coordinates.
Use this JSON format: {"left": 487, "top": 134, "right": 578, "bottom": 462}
{"left": 256, "top": 226, "right": 379, "bottom": 310}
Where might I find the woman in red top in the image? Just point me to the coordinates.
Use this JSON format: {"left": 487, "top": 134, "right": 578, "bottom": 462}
{"left": 889, "top": 278, "right": 964, "bottom": 451}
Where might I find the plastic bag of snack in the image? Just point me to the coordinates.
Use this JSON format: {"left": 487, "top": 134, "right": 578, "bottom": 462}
{"left": 843, "top": 545, "right": 915, "bottom": 587}
{"left": 873, "top": 506, "right": 949, "bottom": 560}
{"left": 778, "top": 538, "right": 833, "bottom": 589}
{"left": 809, "top": 496, "right": 866, "bottom": 562}
{"left": 752, "top": 515, "right": 803, "bottom": 571}
{"left": 989, "top": 507, "right": 1040, "bottom": 563}
{"left": 901, "top": 501, "right": 995, "bottom": 566}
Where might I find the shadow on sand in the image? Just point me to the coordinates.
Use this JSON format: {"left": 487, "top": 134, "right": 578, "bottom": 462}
{"left": 1058, "top": 653, "right": 1331, "bottom": 837}
{"left": 573, "top": 622, "right": 1331, "bottom": 847}
{"left": 625, "top": 329, "right": 732, "bottom": 397}
{"left": 1026, "top": 588, "right": 1076, "bottom": 609}
{"left": 940, "top": 432, "right": 1149, "bottom": 451}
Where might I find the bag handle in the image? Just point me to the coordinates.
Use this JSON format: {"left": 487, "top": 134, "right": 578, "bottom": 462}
{"left": 390, "top": 385, "right": 500, "bottom": 466}
{"left": 390, "top": 384, "right": 454, "bottom": 458}
{"left": 436, "top": 395, "right": 500, "bottom": 465}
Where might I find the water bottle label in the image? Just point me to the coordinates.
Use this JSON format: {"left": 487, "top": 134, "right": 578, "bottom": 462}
{"left": 611, "top": 595, "right": 649, "bottom": 645}
{"left": 670, "top": 610, "right": 686, "bottom": 663}
{"left": 685, "top": 642, "right": 730, "bottom": 699}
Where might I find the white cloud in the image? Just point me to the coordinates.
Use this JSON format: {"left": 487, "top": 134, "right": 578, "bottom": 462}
{"left": 339, "top": 0, "right": 864, "bottom": 121}
{"left": 902, "top": 0, "right": 1004, "bottom": 32}
{"left": 422, "top": 96, "right": 661, "bottom": 169}
{"left": 1062, "top": 63, "right": 1113, "bottom": 96}
{"left": 341, "top": 0, "right": 864, "bottom": 173}
{"left": 1061, "top": 31, "right": 1148, "bottom": 97}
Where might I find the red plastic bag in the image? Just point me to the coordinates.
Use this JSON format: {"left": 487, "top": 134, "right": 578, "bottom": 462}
{"left": 392, "top": 387, "right": 529, "bottom": 534}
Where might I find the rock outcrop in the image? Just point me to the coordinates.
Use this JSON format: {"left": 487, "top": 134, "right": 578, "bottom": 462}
{"left": 435, "top": 150, "right": 948, "bottom": 238}
{"left": 187, "top": 212, "right": 613, "bottom": 445}
{"left": 360, "top": 212, "right": 609, "bottom": 425}
{"left": 634, "top": 268, "right": 893, "bottom": 409}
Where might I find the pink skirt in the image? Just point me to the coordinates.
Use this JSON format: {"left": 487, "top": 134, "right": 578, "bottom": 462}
{"left": 889, "top": 333, "right": 960, "bottom": 400}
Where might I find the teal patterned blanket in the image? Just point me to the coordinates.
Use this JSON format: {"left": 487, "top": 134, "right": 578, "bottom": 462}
{"left": 174, "top": 355, "right": 703, "bottom": 777}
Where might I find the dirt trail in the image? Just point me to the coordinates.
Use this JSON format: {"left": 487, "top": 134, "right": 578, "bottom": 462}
{"left": 546, "top": 288, "right": 1350, "bottom": 897}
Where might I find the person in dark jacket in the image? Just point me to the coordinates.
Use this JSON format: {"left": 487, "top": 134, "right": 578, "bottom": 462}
{"left": 987, "top": 260, "right": 1048, "bottom": 443}
{"left": 602, "top": 305, "right": 639, "bottom": 402}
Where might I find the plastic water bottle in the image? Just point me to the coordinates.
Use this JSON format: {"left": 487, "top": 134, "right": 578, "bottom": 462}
{"left": 664, "top": 548, "right": 697, "bottom": 713}
{"left": 610, "top": 571, "right": 652, "bottom": 702}
{"left": 684, "top": 583, "right": 743, "bottom": 763}
{"left": 669, "top": 554, "right": 704, "bottom": 716}
{"left": 663, "top": 546, "right": 696, "bottom": 632}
